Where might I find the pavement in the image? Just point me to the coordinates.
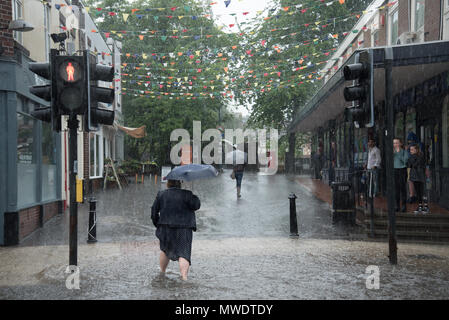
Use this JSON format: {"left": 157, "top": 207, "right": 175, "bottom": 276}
{"left": 1, "top": 171, "right": 449, "bottom": 299}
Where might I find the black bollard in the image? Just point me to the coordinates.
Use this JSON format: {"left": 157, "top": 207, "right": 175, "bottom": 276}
{"left": 289, "top": 193, "right": 299, "bottom": 238}
{"left": 87, "top": 197, "right": 97, "bottom": 243}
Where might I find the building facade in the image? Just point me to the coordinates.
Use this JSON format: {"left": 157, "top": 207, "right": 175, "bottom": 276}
{"left": 0, "top": 0, "right": 122, "bottom": 245}
{"left": 290, "top": 0, "right": 449, "bottom": 210}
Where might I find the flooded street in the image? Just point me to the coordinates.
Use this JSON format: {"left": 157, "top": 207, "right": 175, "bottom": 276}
{"left": 1, "top": 171, "right": 449, "bottom": 299}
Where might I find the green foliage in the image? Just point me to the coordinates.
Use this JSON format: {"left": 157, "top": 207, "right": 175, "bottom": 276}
{"left": 86, "top": 0, "right": 373, "bottom": 162}
{"left": 86, "top": 0, "right": 236, "bottom": 164}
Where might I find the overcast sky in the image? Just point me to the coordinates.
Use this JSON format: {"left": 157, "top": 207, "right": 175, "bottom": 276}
{"left": 211, "top": 0, "right": 272, "bottom": 31}
{"left": 210, "top": 0, "right": 274, "bottom": 116}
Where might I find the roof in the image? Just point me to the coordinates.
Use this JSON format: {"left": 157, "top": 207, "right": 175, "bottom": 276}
{"left": 289, "top": 40, "right": 449, "bottom": 133}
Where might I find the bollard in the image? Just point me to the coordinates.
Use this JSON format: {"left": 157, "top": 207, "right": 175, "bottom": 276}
{"left": 135, "top": 173, "right": 138, "bottom": 184}
{"left": 142, "top": 174, "right": 144, "bottom": 184}
{"left": 87, "top": 197, "right": 98, "bottom": 243}
{"left": 289, "top": 193, "right": 299, "bottom": 238}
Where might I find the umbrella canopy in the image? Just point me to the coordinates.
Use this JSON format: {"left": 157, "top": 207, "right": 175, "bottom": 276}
{"left": 225, "top": 149, "right": 248, "bottom": 165}
{"left": 164, "top": 164, "right": 219, "bottom": 182}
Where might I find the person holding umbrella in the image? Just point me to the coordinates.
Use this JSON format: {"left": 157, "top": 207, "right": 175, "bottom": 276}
{"left": 151, "top": 164, "right": 217, "bottom": 280}
{"left": 226, "top": 149, "right": 247, "bottom": 198}
{"left": 151, "top": 179, "right": 201, "bottom": 281}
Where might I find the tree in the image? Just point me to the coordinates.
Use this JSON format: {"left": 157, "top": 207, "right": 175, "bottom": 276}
{"left": 85, "top": 0, "right": 237, "bottom": 164}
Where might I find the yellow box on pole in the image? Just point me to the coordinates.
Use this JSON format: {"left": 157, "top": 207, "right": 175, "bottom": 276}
{"left": 76, "top": 178, "right": 83, "bottom": 203}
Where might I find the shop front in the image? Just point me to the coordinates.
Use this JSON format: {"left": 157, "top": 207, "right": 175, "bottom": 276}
{"left": 290, "top": 41, "right": 449, "bottom": 211}
{"left": 0, "top": 49, "right": 62, "bottom": 246}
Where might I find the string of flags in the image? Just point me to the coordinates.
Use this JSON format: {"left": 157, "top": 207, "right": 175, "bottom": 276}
{"left": 80, "top": 0, "right": 347, "bottom": 20}
{"left": 96, "top": 11, "right": 361, "bottom": 38}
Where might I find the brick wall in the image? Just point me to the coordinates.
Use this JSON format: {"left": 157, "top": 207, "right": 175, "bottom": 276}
{"left": 398, "top": 0, "right": 410, "bottom": 36}
{"left": 425, "top": 0, "right": 441, "bottom": 41}
{"left": 363, "top": 29, "right": 371, "bottom": 48}
{"left": 42, "top": 202, "right": 59, "bottom": 224}
{"left": 19, "top": 206, "right": 40, "bottom": 240}
{"left": 0, "top": 0, "right": 13, "bottom": 56}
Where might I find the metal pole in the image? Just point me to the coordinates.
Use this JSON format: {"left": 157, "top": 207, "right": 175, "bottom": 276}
{"left": 68, "top": 114, "right": 78, "bottom": 266}
{"left": 369, "top": 171, "right": 375, "bottom": 237}
{"left": 289, "top": 193, "right": 299, "bottom": 238}
{"left": 385, "top": 47, "right": 398, "bottom": 265}
{"left": 87, "top": 197, "right": 97, "bottom": 243}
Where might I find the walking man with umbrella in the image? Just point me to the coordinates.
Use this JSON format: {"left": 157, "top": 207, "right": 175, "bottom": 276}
{"left": 226, "top": 149, "right": 247, "bottom": 198}
{"left": 151, "top": 164, "right": 218, "bottom": 280}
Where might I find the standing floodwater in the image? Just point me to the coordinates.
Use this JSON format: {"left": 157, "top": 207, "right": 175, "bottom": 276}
{"left": 0, "top": 172, "right": 448, "bottom": 299}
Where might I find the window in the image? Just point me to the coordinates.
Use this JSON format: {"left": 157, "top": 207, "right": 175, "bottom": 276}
{"left": 44, "top": 4, "right": 50, "bottom": 59}
{"left": 41, "top": 122, "right": 57, "bottom": 201}
{"left": 17, "top": 99, "right": 37, "bottom": 207}
{"left": 89, "top": 132, "right": 103, "bottom": 178}
{"left": 444, "top": 0, "right": 449, "bottom": 40}
{"left": 372, "top": 30, "right": 379, "bottom": 47}
{"left": 390, "top": 9, "right": 399, "bottom": 45}
{"left": 395, "top": 112, "right": 405, "bottom": 142}
{"left": 414, "top": 0, "right": 425, "bottom": 31}
{"left": 11, "top": 0, "right": 23, "bottom": 44}
{"left": 443, "top": 96, "right": 449, "bottom": 168}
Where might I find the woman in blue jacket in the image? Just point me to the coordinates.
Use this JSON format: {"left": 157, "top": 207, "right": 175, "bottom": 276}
{"left": 151, "top": 179, "right": 201, "bottom": 280}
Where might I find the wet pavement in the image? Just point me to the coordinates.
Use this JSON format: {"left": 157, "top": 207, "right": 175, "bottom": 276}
{"left": 1, "top": 171, "right": 449, "bottom": 299}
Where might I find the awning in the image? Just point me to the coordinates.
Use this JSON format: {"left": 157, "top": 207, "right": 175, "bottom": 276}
{"left": 117, "top": 125, "right": 146, "bottom": 138}
{"left": 289, "top": 40, "right": 449, "bottom": 133}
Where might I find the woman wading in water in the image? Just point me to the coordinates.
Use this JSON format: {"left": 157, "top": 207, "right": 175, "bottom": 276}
{"left": 151, "top": 179, "right": 201, "bottom": 280}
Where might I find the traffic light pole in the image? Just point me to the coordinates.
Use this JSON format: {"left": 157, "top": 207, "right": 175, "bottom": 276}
{"left": 384, "top": 47, "right": 397, "bottom": 265}
{"left": 68, "top": 114, "right": 79, "bottom": 266}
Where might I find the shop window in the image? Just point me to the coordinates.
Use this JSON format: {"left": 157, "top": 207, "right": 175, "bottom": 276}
{"left": 395, "top": 112, "right": 405, "bottom": 142}
{"left": 17, "top": 101, "right": 37, "bottom": 207}
{"left": 443, "top": 97, "right": 449, "bottom": 168}
{"left": 41, "top": 122, "right": 57, "bottom": 201}
{"left": 405, "top": 109, "right": 417, "bottom": 143}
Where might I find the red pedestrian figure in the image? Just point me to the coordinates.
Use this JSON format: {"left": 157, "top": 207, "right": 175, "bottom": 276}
{"left": 66, "top": 62, "right": 75, "bottom": 81}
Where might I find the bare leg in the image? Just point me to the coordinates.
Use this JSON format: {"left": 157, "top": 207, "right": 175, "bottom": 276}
{"left": 178, "top": 257, "right": 190, "bottom": 280}
{"left": 159, "top": 251, "right": 169, "bottom": 273}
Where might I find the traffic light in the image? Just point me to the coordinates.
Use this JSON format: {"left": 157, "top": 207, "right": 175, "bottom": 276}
{"left": 85, "top": 51, "right": 115, "bottom": 131}
{"left": 54, "top": 55, "right": 87, "bottom": 115}
{"left": 343, "top": 50, "right": 374, "bottom": 128}
{"left": 29, "top": 50, "right": 62, "bottom": 131}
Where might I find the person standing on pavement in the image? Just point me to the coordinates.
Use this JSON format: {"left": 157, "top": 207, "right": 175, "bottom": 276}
{"left": 393, "top": 138, "right": 409, "bottom": 212}
{"left": 366, "top": 138, "right": 381, "bottom": 197}
{"left": 407, "top": 144, "right": 428, "bottom": 214}
{"left": 151, "top": 179, "right": 201, "bottom": 280}
{"left": 233, "top": 162, "right": 245, "bottom": 198}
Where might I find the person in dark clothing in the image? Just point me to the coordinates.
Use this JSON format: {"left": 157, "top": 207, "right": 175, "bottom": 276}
{"left": 151, "top": 179, "right": 201, "bottom": 280}
{"left": 407, "top": 144, "right": 428, "bottom": 214}
{"left": 393, "top": 138, "right": 409, "bottom": 212}
{"left": 233, "top": 163, "right": 245, "bottom": 198}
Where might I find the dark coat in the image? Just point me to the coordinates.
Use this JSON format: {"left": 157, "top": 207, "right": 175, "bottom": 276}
{"left": 151, "top": 188, "right": 201, "bottom": 231}
{"left": 407, "top": 154, "right": 426, "bottom": 182}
